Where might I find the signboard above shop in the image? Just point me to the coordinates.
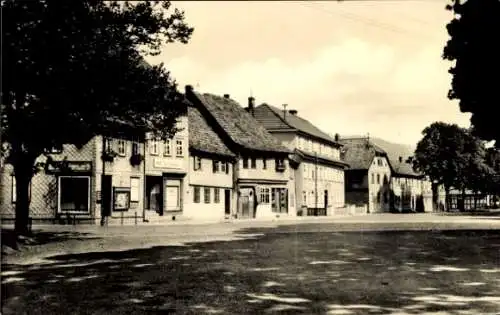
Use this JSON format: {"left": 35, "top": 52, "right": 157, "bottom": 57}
{"left": 46, "top": 160, "right": 92, "bottom": 173}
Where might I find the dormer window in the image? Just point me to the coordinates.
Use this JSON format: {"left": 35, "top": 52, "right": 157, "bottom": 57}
{"left": 251, "top": 157, "right": 257, "bottom": 169}
{"left": 262, "top": 159, "right": 267, "bottom": 169}
{"left": 242, "top": 158, "right": 249, "bottom": 169}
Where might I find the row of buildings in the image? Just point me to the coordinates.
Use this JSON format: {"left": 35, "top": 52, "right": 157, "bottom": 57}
{"left": 0, "top": 85, "right": 436, "bottom": 224}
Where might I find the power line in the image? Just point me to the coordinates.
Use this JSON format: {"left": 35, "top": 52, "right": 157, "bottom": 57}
{"left": 293, "top": 1, "right": 440, "bottom": 41}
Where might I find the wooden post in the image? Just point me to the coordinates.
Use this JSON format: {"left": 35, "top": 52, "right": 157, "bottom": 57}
{"left": 121, "top": 211, "right": 124, "bottom": 225}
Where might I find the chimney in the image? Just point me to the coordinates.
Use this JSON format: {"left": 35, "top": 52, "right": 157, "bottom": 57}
{"left": 289, "top": 109, "right": 298, "bottom": 116}
{"left": 185, "top": 85, "right": 193, "bottom": 94}
{"left": 248, "top": 96, "right": 255, "bottom": 116}
{"left": 399, "top": 156, "right": 403, "bottom": 163}
{"left": 223, "top": 94, "right": 230, "bottom": 99}
{"left": 334, "top": 133, "right": 340, "bottom": 142}
{"left": 282, "top": 104, "right": 288, "bottom": 121}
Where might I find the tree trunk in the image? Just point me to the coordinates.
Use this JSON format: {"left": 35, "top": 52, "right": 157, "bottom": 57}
{"left": 445, "top": 186, "right": 450, "bottom": 212}
{"left": 460, "top": 188, "right": 466, "bottom": 212}
{"left": 474, "top": 190, "right": 478, "bottom": 210}
{"left": 13, "top": 154, "right": 36, "bottom": 236}
{"left": 431, "top": 182, "right": 438, "bottom": 211}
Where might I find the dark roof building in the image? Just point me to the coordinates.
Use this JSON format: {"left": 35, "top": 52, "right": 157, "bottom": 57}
{"left": 338, "top": 138, "right": 387, "bottom": 170}
{"left": 339, "top": 136, "right": 423, "bottom": 178}
{"left": 187, "top": 105, "right": 235, "bottom": 158}
{"left": 185, "top": 86, "right": 290, "bottom": 155}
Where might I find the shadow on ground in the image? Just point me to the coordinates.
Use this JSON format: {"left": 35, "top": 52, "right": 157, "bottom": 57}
{"left": 2, "top": 227, "right": 500, "bottom": 315}
{"left": 1, "top": 228, "right": 100, "bottom": 254}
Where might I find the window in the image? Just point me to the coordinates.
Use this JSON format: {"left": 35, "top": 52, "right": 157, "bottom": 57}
{"left": 263, "top": 159, "right": 267, "bottom": 169}
{"left": 213, "top": 160, "right": 220, "bottom": 173}
{"left": 164, "top": 140, "right": 172, "bottom": 156}
{"left": 117, "top": 140, "right": 126, "bottom": 156}
{"left": 275, "top": 158, "right": 285, "bottom": 171}
{"left": 259, "top": 187, "right": 270, "bottom": 204}
{"left": 383, "top": 175, "right": 389, "bottom": 184}
{"left": 377, "top": 174, "right": 380, "bottom": 184}
{"left": 371, "top": 173, "right": 375, "bottom": 184}
{"left": 204, "top": 187, "right": 211, "bottom": 203}
{"left": 302, "top": 191, "right": 307, "bottom": 204}
{"left": 45, "top": 145, "right": 63, "bottom": 154}
{"left": 221, "top": 161, "right": 227, "bottom": 173}
{"left": 214, "top": 188, "right": 220, "bottom": 203}
{"left": 176, "top": 140, "right": 183, "bottom": 156}
{"left": 132, "top": 142, "right": 140, "bottom": 155}
{"left": 251, "top": 157, "right": 257, "bottom": 169}
{"left": 242, "top": 158, "right": 249, "bottom": 169}
{"left": 376, "top": 192, "right": 381, "bottom": 203}
{"left": 194, "top": 156, "right": 202, "bottom": 171}
{"left": 11, "top": 175, "right": 32, "bottom": 203}
{"left": 130, "top": 177, "right": 140, "bottom": 202}
{"left": 378, "top": 158, "right": 383, "bottom": 166}
{"left": 194, "top": 186, "right": 201, "bottom": 203}
{"left": 58, "top": 176, "right": 90, "bottom": 213}
{"left": 105, "top": 138, "right": 113, "bottom": 151}
{"left": 149, "top": 140, "right": 159, "bottom": 155}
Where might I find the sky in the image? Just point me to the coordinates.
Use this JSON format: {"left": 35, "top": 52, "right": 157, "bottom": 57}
{"left": 145, "top": 0, "right": 471, "bottom": 147}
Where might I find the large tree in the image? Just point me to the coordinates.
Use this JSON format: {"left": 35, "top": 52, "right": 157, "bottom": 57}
{"left": 443, "top": 0, "right": 500, "bottom": 148}
{"left": 2, "top": 1, "right": 193, "bottom": 235}
{"left": 413, "top": 122, "right": 489, "bottom": 211}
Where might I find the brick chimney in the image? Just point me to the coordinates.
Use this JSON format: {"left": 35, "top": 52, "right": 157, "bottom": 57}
{"left": 289, "top": 109, "right": 298, "bottom": 116}
{"left": 223, "top": 94, "right": 230, "bottom": 99}
{"left": 334, "top": 133, "right": 340, "bottom": 142}
{"left": 247, "top": 97, "right": 255, "bottom": 116}
{"left": 185, "top": 85, "right": 193, "bottom": 94}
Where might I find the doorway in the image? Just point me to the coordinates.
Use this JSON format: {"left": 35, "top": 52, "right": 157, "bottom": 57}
{"left": 145, "top": 176, "right": 163, "bottom": 215}
{"left": 224, "top": 189, "right": 231, "bottom": 215}
{"left": 324, "top": 190, "right": 329, "bottom": 210}
{"left": 238, "top": 188, "right": 255, "bottom": 219}
{"left": 101, "top": 175, "right": 112, "bottom": 218}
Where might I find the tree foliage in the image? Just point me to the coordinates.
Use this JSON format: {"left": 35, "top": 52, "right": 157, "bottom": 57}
{"left": 2, "top": 0, "right": 193, "bottom": 234}
{"left": 443, "top": 0, "right": 500, "bottom": 148}
{"left": 413, "top": 122, "right": 491, "bottom": 196}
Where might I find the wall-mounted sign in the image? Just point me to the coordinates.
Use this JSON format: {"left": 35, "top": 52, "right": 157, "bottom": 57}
{"left": 113, "top": 187, "right": 131, "bottom": 211}
{"left": 47, "top": 161, "right": 92, "bottom": 173}
{"left": 153, "top": 158, "right": 183, "bottom": 169}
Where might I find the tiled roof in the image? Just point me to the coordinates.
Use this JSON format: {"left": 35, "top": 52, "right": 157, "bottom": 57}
{"left": 188, "top": 91, "right": 290, "bottom": 153}
{"left": 338, "top": 138, "right": 385, "bottom": 170}
{"left": 364, "top": 137, "right": 421, "bottom": 177}
{"left": 254, "top": 104, "right": 341, "bottom": 147}
{"left": 295, "top": 149, "right": 349, "bottom": 169}
{"left": 188, "top": 106, "right": 235, "bottom": 158}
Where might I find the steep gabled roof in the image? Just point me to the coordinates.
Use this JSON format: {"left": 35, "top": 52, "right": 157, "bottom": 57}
{"left": 188, "top": 106, "right": 235, "bottom": 158}
{"left": 363, "top": 137, "right": 421, "bottom": 177}
{"left": 186, "top": 88, "right": 290, "bottom": 154}
{"left": 338, "top": 138, "right": 386, "bottom": 170}
{"left": 254, "top": 104, "right": 342, "bottom": 147}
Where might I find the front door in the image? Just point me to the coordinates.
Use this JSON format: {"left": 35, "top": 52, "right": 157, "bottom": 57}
{"left": 324, "top": 190, "right": 328, "bottom": 210}
{"left": 238, "top": 188, "right": 254, "bottom": 219}
{"left": 224, "top": 189, "right": 231, "bottom": 215}
{"left": 164, "top": 179, "right": 181, "bottom": 212}
{"left": 101, "top": 175, "right": 112, "bottom": 218}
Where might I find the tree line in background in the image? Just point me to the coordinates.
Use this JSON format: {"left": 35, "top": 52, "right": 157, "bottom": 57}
{"left": 412, "top": 122, "right": 500, "bottom": 211}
